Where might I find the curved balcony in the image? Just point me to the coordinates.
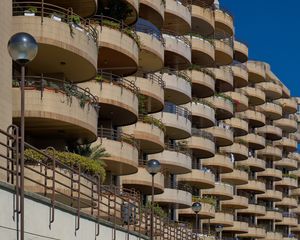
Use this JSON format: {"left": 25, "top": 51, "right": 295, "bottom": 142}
{"left": 122, "top": 116, "right": 165, "bottom": 154}
{"left": 148, "top": 144, "right": 192, "bottom": 174}
{"left": 121, "top": 166, "right": 164, "bottom": 194}
{"left": 151, "top": 103, "right": 191, "bottom": 139}
{"left": 224, "top": 117, "right": 248, "bottom": 137}
{"left": 135, "top": 22, "right": 165, "bottom": 72}
{"left": 237, "top": 180, "right": 266, "bottom": 194}
{"left": 161, "top": 69, "right": 192, "bottom": 105}
{"left": 164, "top": 0, "right": 191, "bottom": 34}
{"left": 257, "top": 189, "right": 283, "bottom": 202}
{"left": 263, "top": 232, "right": 283, "bottom": 240}
{"left": 236, "top": 110, "right": 265, "bottom": 128}
{"left": 209, "top": 67, "right": 234, "bottom": 93}
{"left": 187, "top": 100, "right": 215, "bottom": 128}
{"left": 128, "top": 73, "right": 164, "bottom": 113}
{"left": 274, "top": 98, "right": 297, "bottom": 114}
{"left": 239, "top": 87, "right": 266, "bottom": 106}
{"left": 236, "top": 157, "right": 266, "bottom": 172}
{"left": 275, "top": 158, "right": 298, "bottom": 171}
{"left": 292, "top": 206, "right": 300, "bottom": 215}
{"left": 223, "top": 221, "right": 248, "bottom": 234}
{"left": 257, "top": 210, "right": 283, "bottom": 222}
{"left": 93, "top": 16, "right": 140, "bottom": 76}
{"left": 214, "top": 39, "right": 234, "bottom": 66}
{"left": 292, "top": 225, "right": 300, "bottom": 233}
{"left": 214, "top": 9, "right": 234, "bottom": 36}
{"left": 256, "top": 102, "right": 282, "bottom": 120}
{"left": 230, "top": 64, "right": 249, "bottom": 88}
{"left": 152, "top": 186, "right": 192, "bottom": 209}
{"left": 139, "top": 0, "right": 165, "bottom": 28}
{"left": 191, "top": 3, "right": 214, "bottom": 36}
{"left": 206, "top": 125, "right": 233, "bottom": 147}
{"left": 237, "top": 226, "right": 266, "bottom": 239}
{"left": 163, "top": 30, "right": 191, "bottom": 69}
{"left": 191, "top": 36, "right": 215, "bottom": 66}
{"left": 178, "top": 201, "right": 215, "bottom": 219}
{"left": 202, "top": 154, "right": 233, "bottom": 173}
{"left": 220, "top": 142, "right": 248, "bottom": 161}
{"left": 177, "top": 169, "right": 215, "bottom": 189}
{"left": 79, "top": 73, "right": 138, "bottom": 126}
{"left": 256, "top": 82, "right": 282, "bottom": 100}
{"left": 276, "top": 197, "right": 298, "bottom": 209}
{"left": 245, "top": 61, "right": 266, "bottom": 83}
{"left": 234, "top": 40, "right": 248, "bottom": 63}
{"left": 275, "top": 214, "right": 298, "bottom": 227}
{"left": 274, "top": 137, "right": 298, "bottom": 152}
{"left": 12, "top": 2, "right": 98, "bottom": 82}
{"left": 12, "top": 76, "right": 98, "bottom": 146}
{"left": 237, "top": 133, "right": 265, "bottom": 150}
{"left": 188, "top": 68, "right": 215, "bottom": 98}
{"left": 257, "top": 145, "right": 282, "bottom": 161}
{"left": 186, "top": 129, "right": 215, "bottom": 158}
{"left": 256, "top": 125, "right": 282, "bottom": 141}
{"left": 221, "top": 195, "right": 248, "bottom": 210}
{"left": 291, "top": 188, "right": 300, "bottom": 197}
{"left": 203, "top": 212, "right": 234, "bottom": 227}
{"left": 97, "top": 128, "right": 139, "bottom": 175}
{"left": 274, "top": 116, "right": 298, "bottom": 133}
{"left": 224, "top": 91, "right": 248, "bottom": 112}
{"left": 206, "top": 95, "right": 234, "bottom": 120}
{"left": 221, "top": 169, "right": 248, "bottom": 185}
{"left": 237, "top": 204, "right": 266, "bottom": 216}
{"left": 257, "top": 168, "right": 282, "bottom": 181}
{"left": 275, "top": 177, "right": 298, "bottom": 189}
{"left": 202, "top": 182, "right": 234, "bottom": 200}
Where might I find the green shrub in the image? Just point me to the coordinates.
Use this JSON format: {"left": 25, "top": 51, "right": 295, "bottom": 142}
{"left": 145, "top": 202, "right": 167, "bottom": 218}
{"left": 192, "top": 196, "right": 217, "bottom": 207}
{"left": 282, "top": 173, "right": 298, "bottom": 180}
{"left": 140, "top": 115, "right": 166, "bottom": 133}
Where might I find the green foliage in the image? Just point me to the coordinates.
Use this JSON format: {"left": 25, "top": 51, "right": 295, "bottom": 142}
{"left": 188, "top": 65, "right": 216, "bottom": 79}
{"left": 138, "top": 95, "right": 147, "bottom": 115}
{"left": 95, "top": 75, "right": 103, "bottom": 82}
{"left": 24, "top": 148, "right": 107, "bottom": 181}
{"left": 189, "top": 33, "right": 215, "bottom": 46}
{"left": 99, "top": 0, "right": 133, "bottom": 21}
{"left": 215, "top": 93, "right": 234, "bottom": 104}
{"left": 192, "top": 97, "right": 215, "bottom": 110}
{"left": 27, "top": 6, "right": 37, "bottom": 13}
{"left": 235, "top": 165, "right": 250, "bottom": 173}
{"left": 140, "top": 115, "right": 166, "bottom": 133}
{"left": 235, "top": 138, "right": 248, "bottom": 147}
{"left": 192, "top": 196, "right": 217, "bottom": 207}
{"left": 64, "top": 83, "right": 91, "bottom": 109}
{"left": 283, "top": 173, "right": 298, "bottom": 180}
{"left": 68, "top": 15, "right": 81, "bottom": 24}
{"left": 145, "top": 202, "right": 167, "bottom": 218}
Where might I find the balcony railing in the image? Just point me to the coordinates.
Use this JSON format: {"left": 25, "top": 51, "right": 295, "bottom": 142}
{"left": 135, "top": 22, "right": 165, "bottom": 45}
{"left": 161, "top": 67, "right": 192, "bottom": 84}
{"left": 162, "top": 29, "right": 192, "bottom": 47}
{"left": 13, "top": 1, "right": 98, "bottom": 43}
{"left": 163, "top": 102, "right": 192, "bottom": 120}
{"left": 131, "top": 72, "right": 165, "bottom": 88}
{"left": 0, "top": 126, "right": 196, "bottom": 239}
{"left": 191, "top": 128, "right": 215, "bottom": 141}
{"left": 12, "top": 75, "right": 99, "bottom": 111}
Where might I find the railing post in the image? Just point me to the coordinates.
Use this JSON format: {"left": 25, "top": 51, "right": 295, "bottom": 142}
{"left": 75, "top": 164, "right": 81, "bottom": 232}
{"left": 49, "top": 154, "right": 55, "bottom": 228}
{"left": 41, "top": 0, "right": 44, "bottom": 25}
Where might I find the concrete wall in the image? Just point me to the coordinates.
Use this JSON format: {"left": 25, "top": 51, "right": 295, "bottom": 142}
{"left": 0, "top": 0, "right": 12, "bottom": 131}
{"left": 0, "top": 183, "right": 147, "bottom": 240}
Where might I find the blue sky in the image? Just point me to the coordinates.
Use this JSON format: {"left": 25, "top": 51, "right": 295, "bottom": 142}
{"left": 221, "top": 0, "right": 299, "bottom": 96}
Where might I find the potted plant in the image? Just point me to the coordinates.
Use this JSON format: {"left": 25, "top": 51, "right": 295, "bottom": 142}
{"left": 24, "top": 6, "right": 37, "bottom": 16}
{"left": 51, "top": 12, "right": 64, "bottom": 22}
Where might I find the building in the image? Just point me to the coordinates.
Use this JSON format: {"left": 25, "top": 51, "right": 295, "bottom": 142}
{"left": 0, "top": 0, "right": 300, "bottom": 239}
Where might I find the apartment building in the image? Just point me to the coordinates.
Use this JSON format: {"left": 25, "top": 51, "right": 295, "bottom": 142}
{"left": 1, "top": 0, "right": 300, "bottom": 239}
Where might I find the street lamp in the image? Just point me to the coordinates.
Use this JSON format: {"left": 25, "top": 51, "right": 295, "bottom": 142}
{"left": 146, "top": 159, "right": 161, "bottom": 240}
{"left": 8, "top": 32, "right": 38, "bottom": 240}
{"left": 216, "top": 225, "right": 223, "bottom": 240}
{"left": 192, "top": 202, "right": 202, "bottom": 240}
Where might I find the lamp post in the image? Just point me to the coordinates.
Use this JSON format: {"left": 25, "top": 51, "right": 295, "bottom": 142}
{"left": 216, "top": 225, "right": 223, "bottom": 240}
{"left": 146, "top": 159, "right": 161, "bottom": 240}
{"left": 8, "top": 32, "right": 38, "bottom": 240}
{"left": 192, "top": 202, "right": 202, "bottom": 240}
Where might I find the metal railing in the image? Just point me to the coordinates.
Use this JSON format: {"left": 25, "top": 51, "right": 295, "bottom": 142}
{"left": 162, "top": 29, "right": 192, "bottom": 47}
{"left": 191, "top": 128, "right": 215, "bottom": 141}
{"left": 134, "top": 23, "right": 165, "bottom": 45}
{"left": 12, "top": 75, "right": 99, "bottom": 111}
{"left": 97, "top": 71, "right": 139, "bottom": 95}
{"left": 131, "top": 72, "right": 165, "bottom": 88}
{"left": 191, "top": 0, "right": 214, "bottom": 8}
{"left": 12, "top": 1, "right": 98, "bottom": 43}
{"left": 165, "top": 142, "right": 192, "bottom": 156}
{"left": 161, "top": 67, "right": 192, "bottom": 84}
{"left": 0, "top": 126, "right": 196, "bottom": 239}
{"left": 163, "top": 102, "right": 192, "bottom": 120}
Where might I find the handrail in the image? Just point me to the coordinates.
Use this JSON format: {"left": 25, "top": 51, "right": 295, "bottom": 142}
{"left": 163, "top": 102, "right": 192, "bottom": 120}
{"left": 12, "top": 75, "right": 99, "bottom": 111}
{"left": 0, "top": 125, "right": 197, "bottom": 239}
{"left": 131, "top": 72, "right": 165, "bottom": 88}
{"left": 165, "top": 142, "right": 192, "bottom": 156}
{"left": 191, "top": 0, "right": 214, "bottom": 8}
{"left": 90, "top": 15, "right": 139, "bottom": 44}
{"left": 134, "top": 23, "right": 165, "bottom": 45}
{"left": 97, "top": 70, "right": 139, "bottom": 94}
{"left": 191, "top": 128, "right": 214, "bottom": 141}
{"left": 12, "top": 1, "right": 98, "bottom": 44}
{"left": 160, "top": 67, "right": 192, "bottom": 84}
{"left": 97, "top": 127, "right": 139, "bottom": 149}
{"left": 162, "top": 29, "right": 191, "bottom": 47}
